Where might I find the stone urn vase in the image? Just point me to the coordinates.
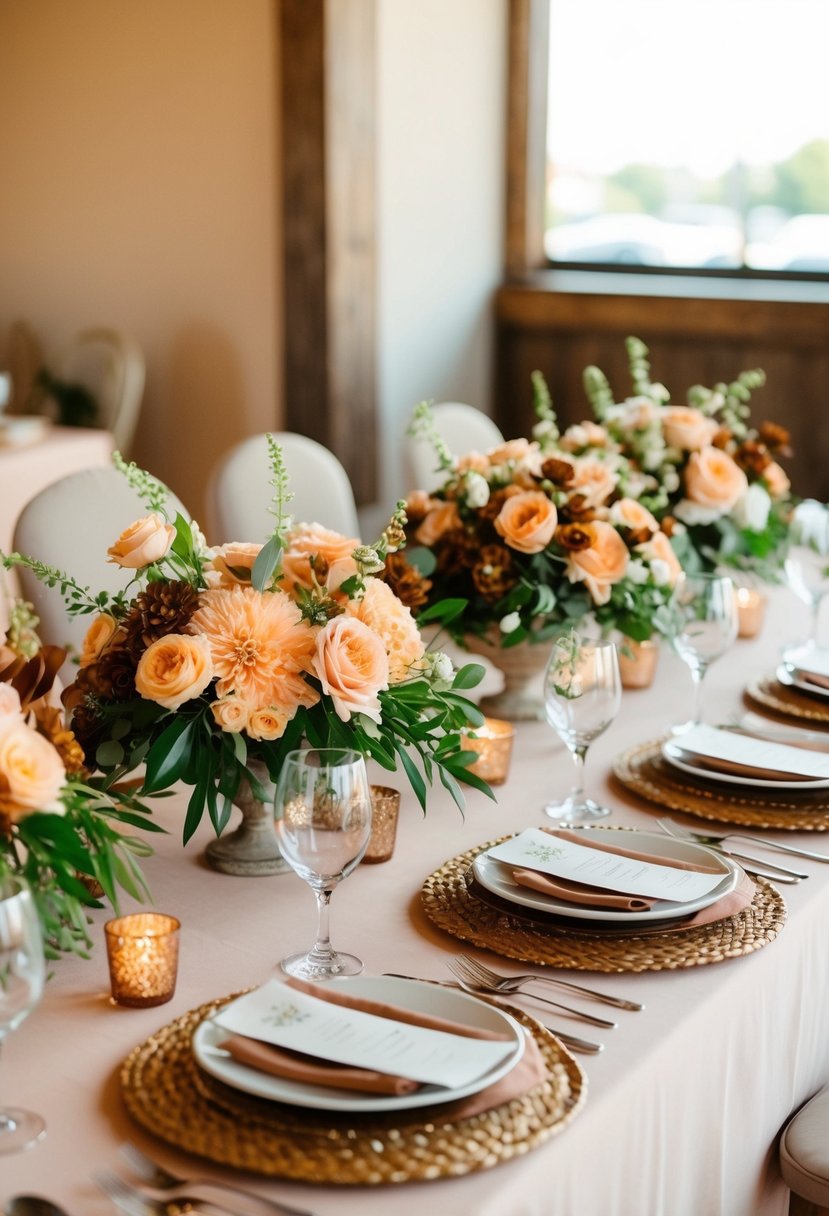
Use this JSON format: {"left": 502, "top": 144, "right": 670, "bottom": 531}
{"left": 204, "top": 758, "right": 291, "bottom": 877}
{"left": 617, "top": 638, "right": 660, "bottom": 690}
{"left": 463, "top": 631, "right": 551, "bottom": 721}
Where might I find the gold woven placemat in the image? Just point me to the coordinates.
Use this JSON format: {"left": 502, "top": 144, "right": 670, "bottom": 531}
{"left": 614, "top": 738, "right": 829, "bottom": 831}
{"left": 746, "top": 675, "right": 829, "bottom": 724}
{"left": 120, "top": 993, "right": 585, "bottom": 1184}
{"left": 420, "top": 836, "right": 785, "bottom": 973}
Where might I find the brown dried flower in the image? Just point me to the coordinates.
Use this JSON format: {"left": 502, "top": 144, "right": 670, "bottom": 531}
{"left": 123, "top": 580, "right": 200, "bottom": 657}
{"left": 734, "top": 439, "right": 772, "bottom": 477}
{"left": 472, "top": 544, "right": 517, "bottom": 602}
{"left": 758, "top": 420, "right": 792, "bottom": 455}
{"left": 555, "top": 523, "right": 592, "bottom": 552}
{"left": 381, "top": 552, "right": 433, "bottom": 611}
{"left": 540, "top": 457, "right": 576, "bottom": 487}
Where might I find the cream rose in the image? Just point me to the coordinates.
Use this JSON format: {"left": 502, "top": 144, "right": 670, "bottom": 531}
{"left": 684, "top": 446, "right": 748, "bottom": 512}
{"left": 634, "top": 530, "right": 683, "bottom": 587}
{"left": 661, "top": 407, "right": 719, "bottom": 451}
{"left": 487, "top": 438, "right": 543, "bottom": 474}
{"left": 569, "top": 458, "right": 618, "bottom": 510}
{"left": 494, "top": 491, "right": 557, "bottom": 554}
{"left": 107, "top": 513, "right": 176, "bottom": 569}
{"left": 247, "top": 706, "right": 290, "bottom": 741}
{"left": 313, "top": 616, "right": 389, "bottom": 724}
{"left": 0, "top": 721, "right": 65, "bottom": 818}
{"left": 0, "top": 684, "right": 23, "bottom": 734}
{"left": 135, "top": 633, "right": 214, "bottom": 710}
{"left": 415, "top": 502, "right": 461, "bottom": 547}
{"left": 207, "top": 542, "right": 263, "bottom": 588}
{"left": 210, "top": 698, "right": 251, "bottom": 733}
{"left": 566, "top": 521, "right": 630, "bottom": 605}
{"left": 763, "top": 461, "right": 791, "bottom": 500}
{"left": 79, "top": 613, "right": 119, "bottom": 668}
{"left": 609, "top": 498, "right": 659, "bottom": 534}
{"left": 281, "top": 524, "right": 359, "bottom": 594}
{"left": 456, "top": 451, "right": 490, "bottom": 476}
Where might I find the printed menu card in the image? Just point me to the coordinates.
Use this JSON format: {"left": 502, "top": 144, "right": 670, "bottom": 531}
{"left": 213, "top": 979, "right": 517, "bottom": 1089}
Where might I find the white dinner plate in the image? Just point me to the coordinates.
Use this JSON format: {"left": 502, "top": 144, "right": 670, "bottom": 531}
{"left": 192, "top": 975, "right": 525, "bottom": 1113}
{"left": 662, "top": 737, "right": 829, "bottom": 791}
{"left": 777, "top": 663, "right": 829, "bottom": 702}
{"left": 472, "top": 827, "right": 738, "bottom": 924}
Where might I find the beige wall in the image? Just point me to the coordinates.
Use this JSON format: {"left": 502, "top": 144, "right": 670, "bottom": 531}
{"left": 0, "top": 0, "right": 281, "bottom": 523}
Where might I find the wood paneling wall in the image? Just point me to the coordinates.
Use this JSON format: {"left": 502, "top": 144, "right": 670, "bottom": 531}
{"left": 495, "top": 280, "right": 829, "bottom": 500}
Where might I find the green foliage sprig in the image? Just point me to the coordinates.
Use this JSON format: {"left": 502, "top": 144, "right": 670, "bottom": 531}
{"left": 113, "top": 450, "right": 169, "bottom": 514}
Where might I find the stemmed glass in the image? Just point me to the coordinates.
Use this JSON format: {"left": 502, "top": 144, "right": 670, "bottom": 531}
{"left": 273, "top": 748, "right": 372, "bottom": 981}
{"left": 543, "top": 636, "right": 621, "bottom": 823}
{"left": 0, "top": 876, "right": 46, "bottom": 1154}
{"left": 784, "top": 500, "right": 829, "bottom": 658}
{"left": 670, "top": 572, "right": 738, "bottom": 732}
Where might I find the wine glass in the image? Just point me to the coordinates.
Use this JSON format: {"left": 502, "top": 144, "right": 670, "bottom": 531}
{"left": 784, "top": 500, "right": 829, "bottom": 659}
{"left": 273, "top": 748, "right": 372, "bottom": 981}
{"left": 670, "top": 572, "right": 738, "bottom": 731}
{"left": 0, "top": 875, "right": 46, "bottom": 1154}
{"left": 543, "top": 636, "right": 621, "bottom": 822}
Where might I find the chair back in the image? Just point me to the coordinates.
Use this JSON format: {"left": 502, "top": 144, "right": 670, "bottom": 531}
{"left": 406, "top": 401, "right": 503, "bottom": 492}
{"left": 56, "top": 328, "right": 145, "bottom": 455}
{"left": 13, "top": 467, "right": 187, "bottom": 670}
{"left": 207, "top": 432, "right": 361, "bottom": 544}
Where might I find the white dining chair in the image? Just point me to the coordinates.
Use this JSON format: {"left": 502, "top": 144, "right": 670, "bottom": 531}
{"left": 780, "top": 1087, "right": 829, "bottom": 1215}
{"left": 405, "top": 401, "right": 504, "bottom": 492}
{"left": 13, "top": 466, "right": 188, "bottom": 670}
{"left": 207, "top": 432, "right": 361, "bottom": 544}
{"left": 53, "top": 328, "right": 145, "bottom": 456}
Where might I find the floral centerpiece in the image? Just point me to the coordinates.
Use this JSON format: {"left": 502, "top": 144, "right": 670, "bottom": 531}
{"left": 3, "top": 443, "right": 489, "bottom": 883}
{"left": 0, "top": 591, "right": 159, "bottom": 957}
{"left": 581, "top": 336, "right": 793, "bottom": 583}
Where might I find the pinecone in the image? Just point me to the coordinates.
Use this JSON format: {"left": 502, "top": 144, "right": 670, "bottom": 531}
{"left": 382, "top": 552, "right": 433, "bottom": 610}
{"left": 472, "top": 544, "right": 517, "bottom": 602}
{"left": 123, "top": 580, "right": 200, "bottom": 658}
{"left": 95, "top": 645, "right": 138, "bottom": 702}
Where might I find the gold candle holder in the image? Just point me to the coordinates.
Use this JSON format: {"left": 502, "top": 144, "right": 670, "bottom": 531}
{"left": 461, "top": 717, "right": 515, "bottom": 785}
{"left": 104, "top": 912, "right": 181, "bottom": 1008}
{"left": 362, "top": 786, "right": 401, "bottom": 864}
{"left": 736, "top": 586, "right": 766, "bottom": 638}
{"left": 618, "top": 638, "right": 660, "bottom": 689}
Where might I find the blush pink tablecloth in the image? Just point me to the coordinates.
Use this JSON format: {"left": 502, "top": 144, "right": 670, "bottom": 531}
{"left": 3, "top": 591, "right": 828, "bottom": 1215}
{"left": 0, "top": 424, "right": 114, "bottom": 557}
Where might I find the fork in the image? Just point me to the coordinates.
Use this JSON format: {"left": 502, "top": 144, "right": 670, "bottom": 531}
{"left": 446, "top": 958, "right": 617, "bottom": 1028}
{"left": 452, "top": 953, "right": 644, "bottom": 1012}
{"left": 94, "top": 1169, "right": 230, "bottom": 1216}
{"left": 656, "top": 816, "right": 829, "bottom": 864}
{"left": 448, "top": 972, "right": 605, "bottom": 1053}
{"left": 118, "top": 1142, "right": 317, "bottom": 1216}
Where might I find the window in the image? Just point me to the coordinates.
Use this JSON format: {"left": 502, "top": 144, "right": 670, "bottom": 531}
{"left": 545, "top": 0, "right": 829, "bottom": 274}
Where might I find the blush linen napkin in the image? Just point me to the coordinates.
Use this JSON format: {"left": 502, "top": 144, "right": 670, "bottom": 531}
{"left": 510, "top": 827, "right": 731, "bottom": 915}
{"left": 218, "top": 975, "right": 547, "bottom": 1107}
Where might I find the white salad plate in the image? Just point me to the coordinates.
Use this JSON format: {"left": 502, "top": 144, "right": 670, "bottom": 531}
{"left": 192, "top": 975, "right": 525, "bottom": 1113}
{"left": 777, "top": 663, "right": 829, "bottom": 702}
{"left": 662, "top": 737, "right": 829, "bottom": 791}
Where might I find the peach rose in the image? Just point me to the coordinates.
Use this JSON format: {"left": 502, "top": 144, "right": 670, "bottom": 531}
{"left": 345, "top": 577, "right": 425, "bottom": 682}
{"left": 210, "top": 698, "right": 251, "bottom": 733}
{"left": 456, "top": 451, "right": 491, "bottom": 476}
{"left": 313, "top": 616, "right": 390, "bottom": 724}
{"left": 0, "top": 721, "right": 65, "bottom": 819}
{"left": 206, "top": 542, "right": 263, "bottom": 588}
{"left": 609, "top": 498, "right": 659, "bottom": 534}
{"left": 569, "top": 459, "right": 619, "bottom": 510}
{"left": 763, "top": 460, "right": 791, "bottom": 500}
{"left": 281, "top": 524, "right": 359, "bottom": 594}
{"left": 405, "top": 489, "right": 437, "bottom": 518}
{"left": 635, "top": 530, "right": 683, "bottom": 587}
{"left": 107, "top": 513, "right": 176, "bottom": 569}
{"left": 79, "top": 613, "right": 119, "bottom": 668}
{"left": 684, "top": 446, "right": 748, "bottom": 511}
{"left": 566, "top": 521, "right": 630, "bottom": 605}
{"left": 247, "top": 706, "right": 290, "bottom": 741}
{"left": 415, "top": 502, "right": 461, "bottom": 547}
{"left": 661, "top": 406, "right": 719, "bottom": 451}
{"left": 325, "top": 555, "right": 360, "bottom": 594}
{"left": 494, "top": 491, "right": 557, "bottom": 555}
{"left": 487, "top": 438, "right": 543, "bottom": 471}
{"left": 135, "top": 633, "right": 214, "bottom": 710}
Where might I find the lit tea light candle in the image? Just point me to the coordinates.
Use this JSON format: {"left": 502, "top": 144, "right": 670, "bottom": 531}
{"left": 736, "top": 587, "right": 765, "bottom": 639}
{"left": 104, "top": 912, "right": 181, "bottom": 1008}
{"left": 461, "top": 717, "right": 515, "bottom": 785}
{"left": 362, "top": 785, "right": 401, "bottom": 864}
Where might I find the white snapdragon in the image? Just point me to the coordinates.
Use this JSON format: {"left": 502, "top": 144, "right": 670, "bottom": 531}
{"left": 499, "top": 611, "right": 521, "bottom": 634}
{"left": 463, "top": 470, "right": 490, "bottom": 509}
{"left": 732, "top": 483, "right": 771, "bottom": 532}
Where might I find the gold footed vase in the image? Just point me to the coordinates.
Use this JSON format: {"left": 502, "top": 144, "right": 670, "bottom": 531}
{"left": 204, "top": 758, "right": 291, "bottom": 877}
{"left": 617, "top": 638, "right": 660, "bottom": 690}
{"left": 463, "top": 632, "right": 551, "bottom": 721}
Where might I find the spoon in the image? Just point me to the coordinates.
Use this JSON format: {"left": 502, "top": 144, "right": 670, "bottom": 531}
{"left": 6, "top": 1198, "right": 71, "bottom": 1216}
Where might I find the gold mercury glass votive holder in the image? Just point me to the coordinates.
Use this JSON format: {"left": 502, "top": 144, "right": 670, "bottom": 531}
{"left": 104, "top": 912, "right": 181, "bottom": 1008}
{"left": 363, "top": 785, "right": 401, "bottom": 864}
{"left": 736, "top": 586, "right": 766, "bottom": 638}
{"left": 461, "top": 717, "right": 515, "bottom": 785}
